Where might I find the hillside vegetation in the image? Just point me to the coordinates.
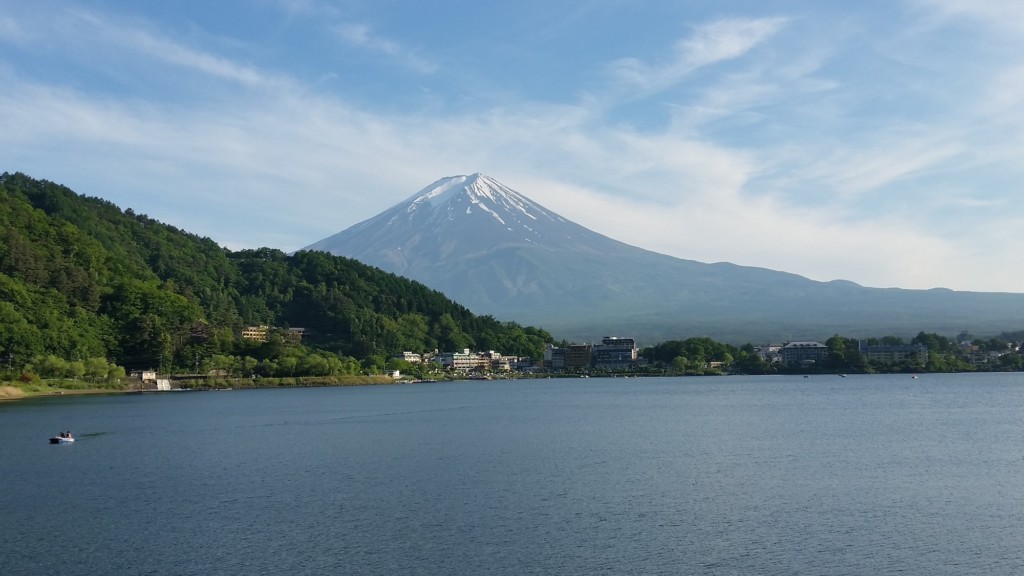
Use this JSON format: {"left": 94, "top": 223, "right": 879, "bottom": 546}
{"left": 0, "top": 172, "right": 552, "bottom": 379}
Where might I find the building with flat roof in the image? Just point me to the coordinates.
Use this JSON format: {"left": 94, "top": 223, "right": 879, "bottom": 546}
{"left": 241, "top": 325, "right": 270, "bottom": 342}
{"left": 436, "top": 349, "right": 492, "bottom": 372}
{"left": 858, "top": 342, "right": 927, "bottom": 364}
{"left": 397, "top": 352, "right": 423, "bottom": 363}
{"left": 565, "top": 344, "right": 593, "bottom": 369}
{"left": 593, "top": 337, "right": 638, "bottom": 370}
{"left": 781, "top": 341, "right": 829, "bottom": 368}
{"left": 544, "top": 344, "right": 566, "bottom": 370}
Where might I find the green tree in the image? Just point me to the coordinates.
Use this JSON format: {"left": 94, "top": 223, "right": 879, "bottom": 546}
{"left": 106, "top": 363, "right": 126, "bottom": 383}
{"left": 395, "top": 313, "right": 433, "bottom": 353}
{"left": 435, "top": 314, "right": 472, "bottom": 353}
{"left": 825, "top": 335, "right": 847, "bottom": 369}
{"left": 362, "top": 354, "right": 386, "bottom": 374}
{"left": 671, "top": 356, "right": 688, "bottom": 374}
{"left": 210, "top": 354, "right": 235, "bottom": 376}
{"left": 734, "top": 351, "right": 774, "bottom": 375}
{"left": 65, "top": 360, "right": 86, "bottom": 381}
{"left": 298, "top": 354, "right": 329, "bottom": 376}
{"left": 0, "top": 301, "right": 42, "bottom": 361}
{"left": 277, "top": 356, "right": 298, "bottom": 377}
{"left": 240, "top": 356, "right": 259, "bottom": 377}
{"left": 1000, "top": 353, "right": 1022, "bottom": 370}
{"left": 37, "top": 354, "right": 67, "bottom": 378}
{"left": 912, "top": 332, "right": 955, "bottom": 354}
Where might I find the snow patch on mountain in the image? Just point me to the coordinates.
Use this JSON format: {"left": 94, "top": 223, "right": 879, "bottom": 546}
{"left": 411, "top": 175, "right": 469, "bottom": 208}
{"left": 469, "top": 193, "right": 508, "bottom": 226}
{"left": 398, "top": 173, "right": 555, "bottom": 228}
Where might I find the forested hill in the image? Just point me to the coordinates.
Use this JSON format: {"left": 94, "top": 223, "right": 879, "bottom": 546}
{"left": 0, "top": 172, "right": 553, "bottom": 374}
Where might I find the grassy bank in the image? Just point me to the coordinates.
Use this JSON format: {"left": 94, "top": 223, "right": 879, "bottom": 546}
{"left": 176, "top": 375, "right": 401, "bottom": 389}
{"left": 0, "top": 374, "right": 412, "bottom": 401}
{"left": 0, "top": 380, "right": 130, "bottom": 400}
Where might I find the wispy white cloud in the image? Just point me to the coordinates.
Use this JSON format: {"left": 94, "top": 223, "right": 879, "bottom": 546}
{"left": 608, "top": 17, "right": 787, "bottom": 95}
{"left": 910, "top": 0, "right": 1024, "bottom": 32}
{"left": 67, "top": 10, "right": 284, "bottom": 89}
{"left": 270, "top": 0, "right": 438, "bottom": 75}
{"left": 980, "top": 65, "right": 1024, "bottom": 125}
{"left": 332, "top": 23, "right": 437, "bottom": 74}
{"left": 275, "top": 0, "right": 343, "bottom": 19}
{"left": 799, "top": 134, "right": 966, "bottom": 199}
{"left": 0, "top": 15, "right": 32, "bottom": 45}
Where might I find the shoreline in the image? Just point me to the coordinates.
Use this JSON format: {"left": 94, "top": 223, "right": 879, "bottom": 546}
{"left": 0, "top": 375, "right": 407, "bottom": 402}
{"left": 0, "top": 385, "right": 130, "bottom": 402}
{"left": 1, "top": 370, "right": 999, "bottom": 403}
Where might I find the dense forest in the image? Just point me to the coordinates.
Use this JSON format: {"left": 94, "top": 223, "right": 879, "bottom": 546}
{"left": 0, "top": 173, "right": 553, "bottom": 380}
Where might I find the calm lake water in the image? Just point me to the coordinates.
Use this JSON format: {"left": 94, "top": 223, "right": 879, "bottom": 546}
{"left": 4, "top": 373, "right": 1024, "bottom": 575}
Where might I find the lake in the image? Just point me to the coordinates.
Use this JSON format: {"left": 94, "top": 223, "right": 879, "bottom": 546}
{"left": 3, "top": 373, "right": 1024, "bottom": 575}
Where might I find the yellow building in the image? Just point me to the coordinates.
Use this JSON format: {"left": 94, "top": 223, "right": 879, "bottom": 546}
{"left": 242, "top": 325, "right": 270, "bottom": 342}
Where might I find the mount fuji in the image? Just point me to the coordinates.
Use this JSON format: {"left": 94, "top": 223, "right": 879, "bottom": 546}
{"left": 304, "top": 174, "right": 1024, "bottom": 342}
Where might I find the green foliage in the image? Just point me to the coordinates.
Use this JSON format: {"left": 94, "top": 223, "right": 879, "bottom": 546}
{"left": 912, "top": 331, "right": 957, "bottom": 354}
{"left": 0, "top": 172, "right": 554, "bottom": 376}
{"left": 823, "top": 335, "right": 869, "bottom": 373}
{"left": 732, "top": 349, "right": 775, "bottom": 375}
{"left": 641, "top": 337, "right": 739, "bottom": 374}
{"left": 642, "top": 337, "right": 739, "bottom": 366}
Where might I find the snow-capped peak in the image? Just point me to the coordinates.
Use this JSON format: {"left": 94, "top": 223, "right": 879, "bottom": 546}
{"left": 304, "top": 173, "right": 609, "bottom": 263}
{"left": 408, "top": 173, "right": 503, "bottom": 205}
{"left": 402, "top": 173, "right": 551, "bottom": 226}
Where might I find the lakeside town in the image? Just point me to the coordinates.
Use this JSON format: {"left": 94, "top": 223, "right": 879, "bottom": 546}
{"left": 175, "top": 327, "right": 1024, "bottom": 387}
{"left": 391, "top": 335, "right": 1019, "bottom": 378}
{"left": 5, "top": 322, "right": 1022, "bottom": 399}
{"left": 96, "top": 328, "right": 1024, "bottom": 393}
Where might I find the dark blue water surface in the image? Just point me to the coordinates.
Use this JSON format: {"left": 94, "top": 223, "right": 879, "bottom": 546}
{"left": 4, "top": 374, "right": 1024, "bottom": 575}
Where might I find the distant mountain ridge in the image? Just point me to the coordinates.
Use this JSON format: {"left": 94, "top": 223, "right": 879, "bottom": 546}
{"left": 305, "top": 174, "right": 1024, "bottom": 343}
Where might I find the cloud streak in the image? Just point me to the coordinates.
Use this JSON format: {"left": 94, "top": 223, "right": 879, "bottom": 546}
{"left": 608, "top": 17, "right": 787, "bottom": 95}
{"left": 333, "top": 23, "right": 437, "bottom": 74}
{"left": 72, "top": 10, "right": 285, "bottom": 89}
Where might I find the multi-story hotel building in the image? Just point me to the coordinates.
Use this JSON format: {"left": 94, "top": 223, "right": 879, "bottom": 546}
{"left": 781, "top": 341, "right": 829, "bottom": 367}
{"left": 592, "top": 337, "right": 638, "bottom": 370}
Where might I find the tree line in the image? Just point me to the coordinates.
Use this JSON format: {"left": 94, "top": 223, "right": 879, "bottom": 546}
{"left": 640, "top": 331, "right": 1023, "bottom": 375}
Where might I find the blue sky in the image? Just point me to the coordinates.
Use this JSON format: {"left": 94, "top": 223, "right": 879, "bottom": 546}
{"left": 2, "top": 0, "right": 1023, "bottom": 292}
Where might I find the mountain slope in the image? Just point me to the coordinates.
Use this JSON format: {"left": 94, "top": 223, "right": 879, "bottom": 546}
{"left": 304, "top": 174, "right": 1024, "bottom": 342}
{"left": 0, "top": 172, "right": 553, "bottom": 372}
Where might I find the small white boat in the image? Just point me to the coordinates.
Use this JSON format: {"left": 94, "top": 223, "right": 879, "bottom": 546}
{"left": 49, "top": 434, "right": 75, "bottom": 444}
